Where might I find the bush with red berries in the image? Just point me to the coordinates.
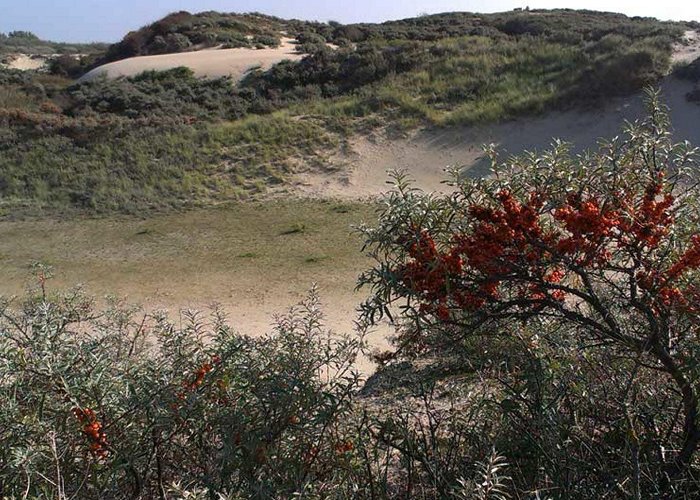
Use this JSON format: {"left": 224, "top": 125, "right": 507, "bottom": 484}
{"left": 359, "top": 91, "right": 700, "bottom": 496}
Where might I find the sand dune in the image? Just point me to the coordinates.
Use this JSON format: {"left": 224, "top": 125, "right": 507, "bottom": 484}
{"left": 294, "top": 76, "right": 700, "bottom": 199}
{"left": 79, "top": 38, "right": 302, "bottom": 83}
{"left": 296, "top": 33, "right": 700, "bottom": 199}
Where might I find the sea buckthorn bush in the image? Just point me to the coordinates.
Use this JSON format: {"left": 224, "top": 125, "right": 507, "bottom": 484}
{"left": 359, "top": 91, "right": 700, "bottom": 497}
{"left": 0, "top": 286, "right": 368, "bottom": 498}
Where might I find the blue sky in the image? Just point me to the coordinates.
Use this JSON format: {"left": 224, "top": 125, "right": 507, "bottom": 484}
{"left": 3, "top": 0, "right": 700, "bottom": 43}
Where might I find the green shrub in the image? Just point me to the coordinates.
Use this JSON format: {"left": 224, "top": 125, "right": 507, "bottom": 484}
{"left": 676, "top": 56, "right": 700, "bottom": 82}
{"left": 358, "top": 93, "right": 700, "bottom": 496}
{"left": 0, "top": 31, "right": 106, "bottom": 56}
{"left": 0, "top": 286, "right": 367, "bottom": 498}
{"left": 67, "top": 68, "right": 249, "bottom": 120}
{"left": 48, "top": 54, "right": 84, "bottom": 78}
{"left": 101, "top": 11, "right": 287, "bottom": 62}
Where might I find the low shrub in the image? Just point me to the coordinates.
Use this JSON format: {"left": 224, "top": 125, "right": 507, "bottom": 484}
{"left": 0, "top": 285, "right": 367, "bottom": 498}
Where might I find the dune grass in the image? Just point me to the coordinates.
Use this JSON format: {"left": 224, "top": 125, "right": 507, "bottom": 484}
{"left": 0, "top": 111, "right": 339, "bottom": 215}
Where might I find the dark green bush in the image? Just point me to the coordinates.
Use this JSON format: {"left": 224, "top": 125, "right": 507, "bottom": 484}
{"left": 101, "top": 11, "right": 285, "bottom": 63}
{"left": 67, "top": 68, "right": 249, "bottom": 119}
{"left": 47, "top": 54, "right": 85, "bottom": 78}
{"left": 676, "top": 56, "right": 700, "bottom": 82}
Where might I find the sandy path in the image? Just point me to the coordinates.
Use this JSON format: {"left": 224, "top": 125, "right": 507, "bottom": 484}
{"left": 79, "top": 38, "right": 302, "bottom": 83}
{"left": 294, "top": 77, "right": 700, "bottom": 199}
{"left": 672, "top": 30, "right": 700, "bottom": 65}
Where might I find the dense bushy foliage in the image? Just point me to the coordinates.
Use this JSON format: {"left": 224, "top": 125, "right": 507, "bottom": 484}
{"left": 246, "top": 42, "right": 425, "bottom": 99}
{"left": 102, "top": 11, "right": 286, "bottom": 63}
{"left": 247, "top": 32, "right": 675, "bottom": 123}
{"left": 0, "top": 279, "right": 531, "bottom": 498}
{"left": 68, "top": 68, "right": 251, "bottom": 119}
{"left": 0, "top": 286, "right": 368, "bottom": 497}
{"left": 324, "top": 9, "right": 683, "bottom": 44}
{"left": 0, "top": 30, "right": 106, "bottom": 56}
{"left": 358, "top": 94, "right": 700, "bottom": 496}
{"left": 0, "top": 9, "right": 695, "bottom": 214}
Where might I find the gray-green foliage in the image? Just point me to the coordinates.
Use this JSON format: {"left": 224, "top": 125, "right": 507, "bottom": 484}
{"left": 0, "top": 30, "right": 106, "bottom": 56}
{"left": 0, "top": 285, "right": 366, "bottom": 498}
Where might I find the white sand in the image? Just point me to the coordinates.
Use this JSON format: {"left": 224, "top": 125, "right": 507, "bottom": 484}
{"left": 0, "top": 54, "right": 47, "bottom": 71}
{"left": 294, "top": 77, "right": 700, "bottom": 199}
{"left": 672, "top": 30, "right": 700, "bottom": 65}
{"left": 78, "top": 38, "right": 302, "bottom": 83}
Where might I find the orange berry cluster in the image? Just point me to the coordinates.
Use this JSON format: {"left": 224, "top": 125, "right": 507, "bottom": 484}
{"left": 401, "top": 189, "right": 564, "bottom": 318}
{"left": 335, "top": 440, "right": 354, "bottom": 454}
{"left": 73, "top": 407, "right": 109, "bottom": 457}
{"left": 176, "top": 355, "right": 223, "bottom": 402}
{"left": 398, "top": 175, "right": 700, "bottom": 320}
{"left": 620, "top": 178, "right": 674, "bottom": 249}
{"left": 638, "top": 235, "right": 700, "bottom": 311}
{"left": 554, "top": 195, "right": 618, "bottom": 265}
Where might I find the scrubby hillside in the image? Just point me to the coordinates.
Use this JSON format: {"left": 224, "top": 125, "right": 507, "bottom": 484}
{"left": 1, "top": 9, "right": 698, "bottom": 214}
{"left": 0, "top": 31, "right": 107, "bottom": 76}
{"left": 0, "top": 30, "right": 106, "bottom": 56}
{"left": 101, "top": 11, "right": 289, "bottom": 62}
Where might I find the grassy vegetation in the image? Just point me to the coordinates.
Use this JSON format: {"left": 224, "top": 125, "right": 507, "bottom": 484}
{"left": 0, "top": 200, "right": 377, "bottom": 347}
{"left": 0, "top": 9, "right": 696, "bottom": 214}
{"left": 0, "top": 103, "right": 338, "bottom": 214}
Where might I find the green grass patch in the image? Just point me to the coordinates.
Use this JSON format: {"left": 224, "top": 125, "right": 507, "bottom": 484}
{"left": 0, "top": 200, "right": 377, "bottom": 312}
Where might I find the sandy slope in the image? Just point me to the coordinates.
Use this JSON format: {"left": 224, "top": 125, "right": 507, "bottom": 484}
{"left": 78, "top": 38, "right": 302, "bottom": 82}
{"left": 0, "top": 54, "right": 47, "bottom": 71}
{"left": 294, "top": 77, "right": 700, "bottom": 199}
{"left": 672, "top": 30, "right": 700, "bottom": 65}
